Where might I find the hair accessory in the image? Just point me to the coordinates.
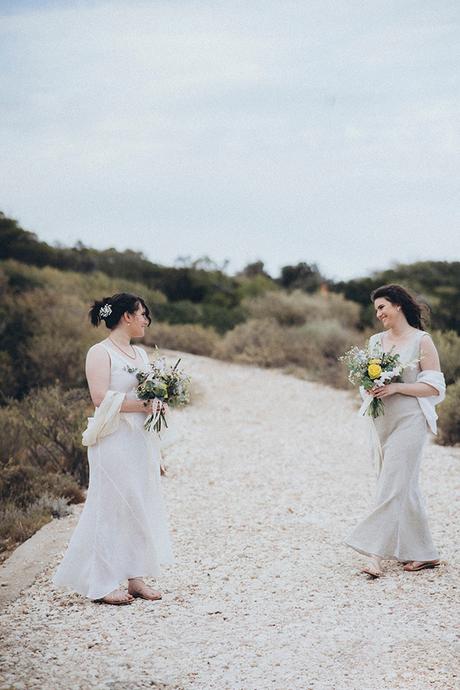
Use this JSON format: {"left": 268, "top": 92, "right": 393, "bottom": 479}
{"left": 99, "top": 304, "right": 112, "bottom": 319}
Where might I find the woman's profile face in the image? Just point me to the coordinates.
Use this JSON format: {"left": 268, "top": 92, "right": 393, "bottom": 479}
{"left": 127, "top": 304, "right": 150, "bottom": 337}
{"left": 374, "top": 297, "right": 401, "bottom": 329}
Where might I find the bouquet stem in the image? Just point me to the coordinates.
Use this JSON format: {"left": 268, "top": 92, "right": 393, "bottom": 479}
{"left": 367, "top": 398, "right": 384, "bottom": 418}
{"left": 145, "top": 410, "right": 168, "bottom": 434}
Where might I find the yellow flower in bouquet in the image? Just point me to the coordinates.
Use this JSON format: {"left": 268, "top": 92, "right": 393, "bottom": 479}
{"left": 368, "top": 362, "right": 382, "bottom": 379}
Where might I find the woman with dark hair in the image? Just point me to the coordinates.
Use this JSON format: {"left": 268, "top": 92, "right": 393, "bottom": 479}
{"left": 53, "top": 293, "right": 173, "bottom": 604}
{"left": 345, "top": 284, "right": 446, "bottom": 578}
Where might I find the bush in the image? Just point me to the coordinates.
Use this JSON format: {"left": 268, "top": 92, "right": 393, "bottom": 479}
{"left": 0, "top": 385, "right": 90, "bottom": 486}
{"left": 143, "top": 322, "right": 220, "bottom": 357}
{"left": 0, "top": 384, "right": 87, "bottom": 552}
{"left": 215, "top": 319, "right": 289, "bottom": 367}
{"left": 436, "top": 381, "right": 460, "bottom": 446}
{"left": 215, "top": 316, "right": 357, "bottom": 388}
{"left": 22, "top": 385, "right": 90, "bottom": 484}
{"left": 300, "top": 319, "right": 357, "bottom": 360}
{"left": 0, "top": 500, "right": 52, "bottom": 554}
{"left": 432, "top": 330, "right": 460, "bottom": 385}
{"left": 244, "top": 290, "right": 361, "bottom": 328}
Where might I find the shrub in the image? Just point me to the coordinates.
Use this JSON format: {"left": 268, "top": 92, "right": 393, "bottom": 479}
{"left": 143, "top": 322, "right": 220, "bottom": 356}
{"left": 432, "top": 330, "right": 460, "bottom": 385}
{"left": 214, "top": 319, "right": 289, "bottom": 367}
{"left": 244, "top": 290, "right": 361, "bottom": 328}
{"left": 300, "top": 319, "right": 357, "bottom": 361}
{"left": 0, "top": 402, "right": 28, "bottom": 465}
{"left": 0, "top": 463, "right": 42, "bottom": 508}
{"left": 214, "top": 316, "right": 357, "bottom": 387}
{"left": 0, "top": 500, "right": 51, "bottom": 554}
{"left": 436, "top": 381, "right": 460, "bottom": 446}
{"left": 22, "top": 385, "right": 90, "bottom": 484}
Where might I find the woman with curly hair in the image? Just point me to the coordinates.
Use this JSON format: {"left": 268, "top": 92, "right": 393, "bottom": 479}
{"left": 345, "top": 284, "right": 445, "bottom": 578}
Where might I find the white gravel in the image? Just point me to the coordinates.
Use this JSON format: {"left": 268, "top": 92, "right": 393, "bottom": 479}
{"left": 0, "top": 352, "right": 459, "bottom": 690}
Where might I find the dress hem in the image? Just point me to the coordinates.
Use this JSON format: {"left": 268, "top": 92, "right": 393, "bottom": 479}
{"left": 344, "top": 540, "right": 439, "bottom": 562}
{"left": 52, "top": 560, "right": 174, "bottom": 600}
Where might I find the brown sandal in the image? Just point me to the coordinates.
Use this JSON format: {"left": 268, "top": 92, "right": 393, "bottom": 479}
{"left": 95, "top": 589, "right": 134, "bottom": 605}
{"left": 361, "top": 566, "right": 383, "bottom": 579}
{"left": 403, "top": 560, "right": 440, "bottom": 572}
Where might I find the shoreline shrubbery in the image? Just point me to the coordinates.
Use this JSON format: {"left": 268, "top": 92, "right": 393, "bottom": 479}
{"left": 1, "top": 212, "right": 459, "bottom": 554}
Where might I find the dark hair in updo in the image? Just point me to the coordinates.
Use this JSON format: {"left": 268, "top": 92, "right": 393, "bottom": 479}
{"left": 370, "top": 284, "right": 429, "bottom": 330}
{"left": 89, "top": 293, "right": 151, "bottom": 330}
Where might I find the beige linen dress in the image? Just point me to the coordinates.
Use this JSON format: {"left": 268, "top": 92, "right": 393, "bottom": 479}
{"left": 345, "top": 329, "right": 439, "bottom": 562}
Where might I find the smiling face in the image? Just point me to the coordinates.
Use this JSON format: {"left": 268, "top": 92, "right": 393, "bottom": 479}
{"left": 374, "top": 297, "right": 401, "bottom": 329}
{"left": 126, "top": 303, "right": 150, "bottom": 338}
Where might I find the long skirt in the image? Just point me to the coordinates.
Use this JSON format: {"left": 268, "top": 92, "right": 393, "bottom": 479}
{"left": 53, "top": 417, "right": 173, "bottom": 599}
{"left": 345, "top": 395, "right": 438, "bottom": 562}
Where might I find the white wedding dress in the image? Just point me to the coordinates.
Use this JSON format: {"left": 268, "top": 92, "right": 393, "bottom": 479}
{"left": 53, "top": 341, "right": 173, "bottom": 600}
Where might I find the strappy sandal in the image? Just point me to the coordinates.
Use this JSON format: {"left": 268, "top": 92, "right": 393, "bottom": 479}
{"left": 95, "top": 590, "right": 134, "bottom": 605}
{"left": 361, "top": 566, "right": 383, "bottom": 579}
{"left": 131, "top": 585, "right": 163, "bottom": 601}
{"left": 403, "top": 560, "right": 440, "bottom": 572}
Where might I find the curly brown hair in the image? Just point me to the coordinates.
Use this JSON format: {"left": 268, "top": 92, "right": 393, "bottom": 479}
{"left": 370, "top": 284, "right": 429, "bottom": 330}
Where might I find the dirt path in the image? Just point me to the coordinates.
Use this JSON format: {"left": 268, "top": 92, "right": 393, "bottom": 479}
{"left": 0, "top": 353, "right": 458, "bottom": 690}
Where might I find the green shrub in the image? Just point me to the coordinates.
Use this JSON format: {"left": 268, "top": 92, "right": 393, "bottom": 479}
{"left": 436, "top": 381, "right": 460, "bottom": 446}
{"left": 236, "top": 273, "right": 277, "bottom": 299}
{"left": 200, "top": 303, "right": 246, "bottom": 333}
{"left": 432, "top": 330, "right": 460, "bottom": 385}
{"left": 22, "top": 385, "right": 90, "bottom": 484}
{"left": 143, "top": 322, "right": 220, "bottom": 356}
{"left": 0, "top": 385, "right": 89, "bottom": 483}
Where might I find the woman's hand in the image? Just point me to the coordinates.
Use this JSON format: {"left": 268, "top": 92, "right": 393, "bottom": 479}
{"left": 371, "top": 383, "right": 400, "bottom": 398}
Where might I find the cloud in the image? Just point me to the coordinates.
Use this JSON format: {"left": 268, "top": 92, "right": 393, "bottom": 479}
{"left": 0, "top": 0, "right": 459, "bottom": 279}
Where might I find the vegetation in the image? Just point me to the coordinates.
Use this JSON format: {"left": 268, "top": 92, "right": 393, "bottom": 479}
{"left": 1, "top": 210, "right": 458, "bottom": 554}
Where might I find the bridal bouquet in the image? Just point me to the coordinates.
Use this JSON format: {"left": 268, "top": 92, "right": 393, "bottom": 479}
{"left": 339, "top": 342, "right": 418, "bottom": 418}
{"left": 130, "top": 356, "right": 190, "bottom": 433}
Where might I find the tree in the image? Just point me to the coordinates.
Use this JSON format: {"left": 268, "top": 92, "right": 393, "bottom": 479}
{"left": 279, "top": 262, "right": 324, "bottom": 293}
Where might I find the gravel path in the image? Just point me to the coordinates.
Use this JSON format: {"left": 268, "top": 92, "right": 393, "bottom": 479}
{"left": 1, "top": 353, "right": 459, "bottom": 690}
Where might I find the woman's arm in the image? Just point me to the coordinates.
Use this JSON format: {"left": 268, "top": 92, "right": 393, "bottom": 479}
{"left": 372, "top": 335, "right": 441, "bottom": 399}
{"left": 85, "top": 345, "right": 148, "bottom": 413}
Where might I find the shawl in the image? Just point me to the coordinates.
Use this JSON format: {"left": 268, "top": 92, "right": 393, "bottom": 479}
{"left": 415, "top": 370, "right": 446, "bottom": 434}
{"left": 82, "top": 390, "right": 125, "bottom": 447}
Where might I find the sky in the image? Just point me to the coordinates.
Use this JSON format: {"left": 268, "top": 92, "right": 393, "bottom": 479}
{"left": 1, "top": 0, "right": 459, "bottom": 281}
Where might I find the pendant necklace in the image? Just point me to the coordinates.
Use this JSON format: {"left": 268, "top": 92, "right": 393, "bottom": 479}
{"left": 108, "top": 337, "right": 137, "bottom": 360}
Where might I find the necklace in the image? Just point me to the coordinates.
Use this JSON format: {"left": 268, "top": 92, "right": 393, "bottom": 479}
{"left": 108, "top": 337, "right": 137, "bottom": 360}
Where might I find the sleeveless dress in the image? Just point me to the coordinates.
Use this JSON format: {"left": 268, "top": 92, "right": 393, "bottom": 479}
{"left": 345, "top": 330, "right": 439, "bottom": 562}
{"left": 53, "top": 341, "right": 173, "bottom": 600}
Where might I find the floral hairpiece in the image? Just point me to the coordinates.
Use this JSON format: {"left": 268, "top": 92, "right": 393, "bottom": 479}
{"left": 99, "top": 304, "right": 112, "bottom": 319}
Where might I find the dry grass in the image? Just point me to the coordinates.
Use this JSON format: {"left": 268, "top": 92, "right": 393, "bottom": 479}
{"left": 432, "top": 330, "right": 460, "bottom": 385}
{"left": 214, "top": 317, "right": 357, "bottom": 388}
{"left": 143, "top": 322, "right": 220, "bottom": 356}
{"left": 436, "top": 380, "right": 460, "bottom": 446}
{"left": 243, "top": 290, "right": 362, "bottom": 328}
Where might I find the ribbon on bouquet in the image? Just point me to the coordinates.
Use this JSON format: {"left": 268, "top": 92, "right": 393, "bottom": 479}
{"left": 145, "top": 402, "right": 163, "bottom": 431}
{"left": 358, "top": 385, "right": 380, "bottom": 417}
{"left": 358, "top": 386, "right": 383, "bottom": 475}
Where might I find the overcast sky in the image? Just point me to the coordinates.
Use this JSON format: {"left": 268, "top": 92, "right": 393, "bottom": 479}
{"left": 1, "top": 0, "right": 459, "bottom": 280}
